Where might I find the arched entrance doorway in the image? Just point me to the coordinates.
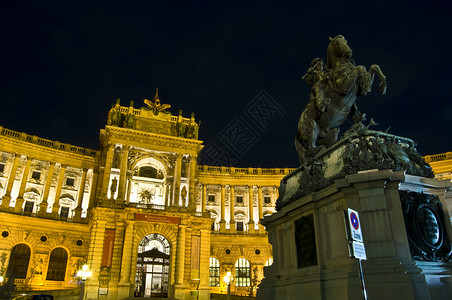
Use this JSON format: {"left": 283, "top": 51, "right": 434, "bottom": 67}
{"left": 135, "top": 233, "right": 170, "bottom": 298}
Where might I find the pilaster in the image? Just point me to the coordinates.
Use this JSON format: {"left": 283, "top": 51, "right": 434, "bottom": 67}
{"left": 51, "top": 164, "right": 66, "bottom": 218}
{"left": 117, "top": 144, "right": 129, "bottom": 200}
{"left": 229, "top": 185, "right": 236, "bottom": 233}
{"left": 73, "top": 167, "right": 88, "bottom": 222}
{"left": 101, "top": 144, "right": 115, "bottom": 199}
{"left": 172, "top": 154, "right": 182, "bottom": 206}
{"left": 248, "top": 185, "right": 255, "bottom": 233}
{"left": 219, "top": 184, "right": 226, "bottom": 233}
{"left": 2, "top": 154, "right": 21, "bottom": 209}
{"left": 38, "top": 161, "right": 55, "bottom": 217}
{"left": 188, "top": 155, "right": 197, "bottom": 211}
{"left": 258, "top": 185, "right": 264, "bottom": 233}
{"left": 14, "top": 156, "right": 32, "bottom": 213}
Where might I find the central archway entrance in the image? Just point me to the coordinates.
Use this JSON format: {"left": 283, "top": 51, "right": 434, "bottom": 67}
{"left": 135, "top": 233, "right": 170, "bottom": 298}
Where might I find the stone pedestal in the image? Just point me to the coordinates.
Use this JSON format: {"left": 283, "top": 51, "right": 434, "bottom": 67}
{"left": 258, "top": 130, "right": 452, "bottom": 300}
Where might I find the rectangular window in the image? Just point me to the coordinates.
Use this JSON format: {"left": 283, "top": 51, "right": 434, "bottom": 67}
{"left": 31, "top": 171, "right": 41, "bottom": 180}
{"left": 208, "top": 194, "right": 215, "bottom": 203}
{"left": 236, "top": 196, "right": 243, "bottom": 204}
{"left": 66, "top": 177, "right": 75, "bottom": 187}
{"left": 23, "top": 201, "right": 34, "bottom": 213}
{"left": 236, "top": 222, "right": 244, "bottom": 232}
{"left": 60, "top": 206, "right": 69, "bottom": 218}
{"left": 0, "top": 163, "right": 4, "bottom": 173}
{"left": 264, "top": 196, "right": 271, "bottom": 204}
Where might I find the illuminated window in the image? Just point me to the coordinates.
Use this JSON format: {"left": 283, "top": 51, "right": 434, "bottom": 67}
{"left": 7, "top": 244, "right": 31, "bottom": 279}
{"left": 236, "top": 196, "right": 243, "bottom": 203}
{"left": 46, "top": 248, "right": 68, "bottom": 281}
{"left": 265, "top": 258, "right": 273, "bottom": 266}
{"left": 139, "top": 166, "right": 158, "bottom": 178}
{"left": 235, "top": 258, "right": 250, "bottom": 287}
{"left": 209, "top": 257, "right": 220, "bottom": 287}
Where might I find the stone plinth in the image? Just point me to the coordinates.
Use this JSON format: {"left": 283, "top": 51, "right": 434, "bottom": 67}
{"left": 258, "top": 130, "right": 452, "bottom": 300}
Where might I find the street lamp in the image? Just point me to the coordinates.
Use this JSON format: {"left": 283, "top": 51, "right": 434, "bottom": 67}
{"left": 223, "top": 271, "right": 234, "bottom": 300}
{"left": 77, "top": 265, "right": 92, "bottom": 300}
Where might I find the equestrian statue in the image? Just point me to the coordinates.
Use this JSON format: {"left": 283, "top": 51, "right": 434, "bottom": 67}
{"left": 295, "top": 35, "right": 387, "bottom": 165}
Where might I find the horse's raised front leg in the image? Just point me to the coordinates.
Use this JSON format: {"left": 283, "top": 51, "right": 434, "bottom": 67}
{"left": 369, "top": 64, "right": 387, "bottom": 94}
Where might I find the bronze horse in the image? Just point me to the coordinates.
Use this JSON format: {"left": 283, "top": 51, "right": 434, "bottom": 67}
{"left": 295, "top": 35, "right": 387, "bottom": 165}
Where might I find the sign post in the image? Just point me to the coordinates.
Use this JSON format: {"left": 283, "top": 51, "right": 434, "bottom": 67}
{"left": 344, "top": 208, "right": 367, "bottom": 300}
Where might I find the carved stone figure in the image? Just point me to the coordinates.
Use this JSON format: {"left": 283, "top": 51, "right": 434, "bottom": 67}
{"left": 176, "top": 110, "right": 186, "bottom": 137}
{"left": 110, "top": 177, "right": 118, "bottom": 198}
{"left": 295, "top": 35, "right": 387, "bottom": 165}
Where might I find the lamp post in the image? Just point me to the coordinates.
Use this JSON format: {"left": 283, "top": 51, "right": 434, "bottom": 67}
{"left": 223, "top": 271, "right": 234, "bottom": 300}
{"left": 77, "top": 264, "right": 92, "bottom": 300}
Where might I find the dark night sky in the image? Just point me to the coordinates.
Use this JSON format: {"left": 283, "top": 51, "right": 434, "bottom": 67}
{"left": 1, "top": 1, "right": 451, "bottom": 168}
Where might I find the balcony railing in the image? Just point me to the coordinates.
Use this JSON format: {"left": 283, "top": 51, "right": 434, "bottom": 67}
{"left": 424, "top": 152, "right": 452, "bottom": 163}
{"left": 0, "top": 126, "right": 98, "bottom": 157}
{"left": 197, "top": 165, "right": 295, "bottom": 176}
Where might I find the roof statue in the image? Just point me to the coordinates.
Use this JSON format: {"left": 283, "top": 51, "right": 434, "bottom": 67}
{"left": 144, "top": 88, "right": 171, "bottom": 115}
{"left": 295, "top": 35, "right": 387, "bottom": 165}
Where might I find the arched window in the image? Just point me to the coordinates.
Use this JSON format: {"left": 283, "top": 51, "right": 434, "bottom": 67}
{"left": 7, "top": 244, "right": 31, "bottom": 279}
{"left": 46, "top": 248, "right": 68, "bottom": 281}
{"left": 235, "top": 258, "right": 250, "bottom": 287}
{"left": 265, "top": 258, "right": 273, "bottom": 266}
{"left": 139, "top": 166, "right": 158, "bottom": 178}
{"left": 209, "top": 257, "right": 220, "bottom": 287}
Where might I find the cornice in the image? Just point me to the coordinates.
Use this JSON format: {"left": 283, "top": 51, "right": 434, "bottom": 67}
{"left": 0, "top": 135, "right": 99, "bottom": 167}
{"left": 105, "top": 126, "right": 204, "bottom": 153}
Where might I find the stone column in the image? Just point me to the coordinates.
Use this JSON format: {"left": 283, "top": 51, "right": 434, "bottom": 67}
{"left": 73, "top": 167, "right": 88, "bottom": 222}
{"left": 198, "top": 228, "right": 211, "bottom": 299}
{"left": 188, "top": 155, "right": 197, "bottom": 211}
{"left": 165, "top": 182, "right": 171, "bottom": 207}
{"left": 39, "top": 162, "right": 55, "bottom": 217}
{"left": 51, "top": 164, "right": 66, "bottom": 217}
{"left": 125, "top": 173, "right": 133, "bottom": 204}
{"left": 88, "top": 168, "right": 99, "bottom": 209}
{"left": 85, "top": 219, "right": 106, "bottom": 299}
{"left": 175, "top": 224, "right": 186, "bottom": 286}
{"left": 14, "top": 156, "right": 33, "bottom": 213}
{"left": 248, "top": 185, "right": 255, "bottom": 233}
{"left": 117, "top": 220, "right": 135, "bottom": 298}
{"left": 3, "top": 154, "right": 21, "bottom": 207}
{"left": 219, "top": 184, "right": 226, "bottom": 233}
{"left": 258, "top": 185, "right": 264, "bottom": 232}
{"left": 172, "top": 154, "right": 182, "bottom": 206}
{"left": 229, "top": 185, "right": 236, "bottom": 233}
{"left": 101, "top": 144, "right": 115, "bottom": 198}
{"left": 117, "top": 145, "right": 129, "bottom": 200}
{"left": 201, "top": 184, "right": 207, "bottom": 213}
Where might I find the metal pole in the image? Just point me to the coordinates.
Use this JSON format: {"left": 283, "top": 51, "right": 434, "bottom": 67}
{"left": 227, "top": 282, "right": 231, "bottom": 300}
{"left": 358, "top": 259, "right": 367, "bottom": 300}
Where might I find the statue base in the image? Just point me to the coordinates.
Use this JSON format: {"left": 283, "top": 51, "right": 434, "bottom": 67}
{"left": 258, "top": 130, "right": 452, "bottom": 300}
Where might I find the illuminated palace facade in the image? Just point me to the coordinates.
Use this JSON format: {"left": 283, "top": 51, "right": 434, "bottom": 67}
{"left": 0, "top": 99, "right": 294, "bottom": 300}
{"left": 1, "top": 98, "right": 450, "bottom": 300}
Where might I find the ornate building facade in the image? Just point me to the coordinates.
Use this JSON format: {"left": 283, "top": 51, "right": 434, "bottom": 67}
{"left": 0, "top": 97, "right": 293, "bottom": 299}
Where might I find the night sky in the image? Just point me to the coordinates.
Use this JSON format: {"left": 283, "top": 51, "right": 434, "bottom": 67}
{"left": 1, "top": 2, "right": 451, "bottom": 168}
